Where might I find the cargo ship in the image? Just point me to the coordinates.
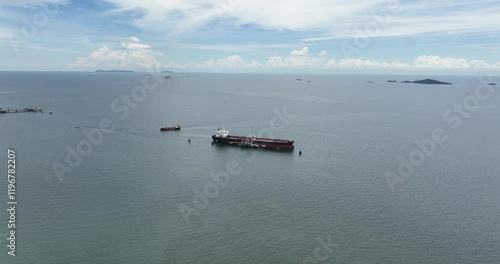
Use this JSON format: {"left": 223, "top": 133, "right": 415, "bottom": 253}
{"left": 161, "top": 124, "right": 181, "bottom": 131}
{"left": 212, "top": 129, "right": 294, "bottom": 150}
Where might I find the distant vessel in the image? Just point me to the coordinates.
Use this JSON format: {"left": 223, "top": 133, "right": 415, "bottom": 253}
{"left": 212, "top": 129, "right": 294, "bottom": 150}
{"left": 161, "top": 124, "right": 181, "bottom": 131}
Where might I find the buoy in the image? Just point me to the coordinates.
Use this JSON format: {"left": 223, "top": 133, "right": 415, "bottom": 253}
{"left": 49, "top": 111, "right": 52, "bottom": 114}
{"left": 299, "top": 151, "right": 302, "bottom": 155}
{"left": 188, "top": 139, "right": 191, "bottom": 143}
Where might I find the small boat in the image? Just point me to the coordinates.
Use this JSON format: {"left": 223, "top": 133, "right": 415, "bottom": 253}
{"left": 161, "top": 124, "right": 181, "bottom": 131}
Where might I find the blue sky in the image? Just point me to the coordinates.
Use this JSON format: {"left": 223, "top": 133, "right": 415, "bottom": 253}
{"left": 1, "top": 0, "right": 500, "bottom": 74}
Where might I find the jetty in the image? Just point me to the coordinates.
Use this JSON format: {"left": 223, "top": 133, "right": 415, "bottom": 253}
{"left": 0, "top": 106, "right": 43, "bottom": 114}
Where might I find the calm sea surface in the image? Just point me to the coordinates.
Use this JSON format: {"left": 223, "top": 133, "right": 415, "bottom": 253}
{"left": 0, "top": 72, "right": 499, "bottom": 263}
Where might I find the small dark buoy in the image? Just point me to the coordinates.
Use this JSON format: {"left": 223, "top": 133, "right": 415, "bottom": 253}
{"left": 49, "top": 111, "right": 52, "bottom": 114}
{"left": 299, "top": 151, "right": 302, "bottom": 155}
{"left": 188, "top": 139, "right": 191, "bottom": 143}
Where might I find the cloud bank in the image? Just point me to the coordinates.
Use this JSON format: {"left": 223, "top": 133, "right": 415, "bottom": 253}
{"left": 74, "top": 37, "right": 162, "bottom": 69}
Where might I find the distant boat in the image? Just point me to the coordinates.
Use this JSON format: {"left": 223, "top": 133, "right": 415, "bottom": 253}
{"left": 161, "top": 124, "right": 181, "bottom": 131}
{"left": 296, "top": 78, "right": 301, "bottom": 81}
{"left": 75, "top": 125, "right": 80, "bottom": 128}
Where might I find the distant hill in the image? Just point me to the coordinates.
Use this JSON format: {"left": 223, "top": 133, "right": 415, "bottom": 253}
{"left": 390, "top": 79, "right": 452, "bottom": 85}
{"left": 412, "top": 79, "right": 452, "bottom": 85}
{"left": 95, "top": 70, "right": 135, "bottom": 73}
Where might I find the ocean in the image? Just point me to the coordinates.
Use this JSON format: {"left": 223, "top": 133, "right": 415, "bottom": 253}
{"left": 0, "top": 71, "right": 499, "bottom": 263}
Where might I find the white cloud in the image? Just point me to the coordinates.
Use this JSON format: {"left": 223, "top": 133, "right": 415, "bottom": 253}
{"left": 129, "top": 36, "right": 140, "bottom": 42}
{"left": 326, "top": 59, "right": 336, "bottom": 67}
{"left": 318, "top": 50, "right": 327, "bottom": 56}
{"left": 413, "top": 55, "right": 500, "bottom": 70}
{"left": 0, "top": 0, "right": 67, "bottom": 7}
{"left": 74, "top": 38, "right": 161, "bottom": 69}
{"left": 289, "top": 47, "right": 309, "bottom": 56}
{"left": 214, "top": 55, "right": 244, "bottom": 68}
{"left": 304, "top": 1, "right": 500, "bottom": 41}
{"left": 323, "top": 56, "right": 500, "bottom": 71}
{"left": 414, "top": 55, "right": 469, "bottom": 69}
{"left": 120, "top": 36, "right": 151, "bottom": 50}
{"left": 121, "top": 42, "right": 150, "bottom": 50}
{"left": 267, "top": 56, "right": 305, "bottom": 68}
{"left": 165, "top": 55, "right": 262, "bottom": 70}
{"left": 337, "top": 58, "right": 410, "bottom": 69}
{"left": 103, "top": 0, "right": 500, "bottom": 39}
{"left": 266, "top": 54, "right": 327, "bottom": 69}
{"left": 164, "top": 54, "right": 500, "bottom": 72}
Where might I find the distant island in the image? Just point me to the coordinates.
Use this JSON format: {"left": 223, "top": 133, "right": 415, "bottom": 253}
{"left": 412, "top": 79, "right": 452, "bottom": 85}
{"left": 488, "top": 83, "right": 497, "bottom": 85}
{"left": 390, "top": 79, "right": 452, "bottom": 85}
{"left": 161, "top": 70, "right": 173, "bottom": 73}
{"left": 95, "top": 70, "right": 135, "bottom": 73}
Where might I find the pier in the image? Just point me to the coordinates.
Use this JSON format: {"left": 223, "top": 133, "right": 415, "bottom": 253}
{"left": 0, "top": 106, "right": 43, "bottom": 114}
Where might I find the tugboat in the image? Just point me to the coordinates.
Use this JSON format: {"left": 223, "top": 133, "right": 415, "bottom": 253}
{"left": 161, "top": 124, "right": 181, "bottom": 131}
{"left": 212, "top": 128, "right": 294, "bottom": 150}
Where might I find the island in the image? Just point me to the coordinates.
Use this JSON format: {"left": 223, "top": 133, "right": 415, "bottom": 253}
{"left": 488, "top": 83, "right": 497, "bottom": 85}
{"left": 397, "top": 79, "right": 452, "bottom": 85}
{"left": 95, "top": 70, "right": 135, "bottom": 73}
{"left": 387, "top": 80, "right": 397, "bottom": 82}
{"left": 412, "top": 79, "right": 452, "bottom": 85}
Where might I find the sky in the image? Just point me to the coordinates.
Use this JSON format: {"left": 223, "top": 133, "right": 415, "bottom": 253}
{"left": 0, "top": 0, "right": 500, "bottom": 74}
